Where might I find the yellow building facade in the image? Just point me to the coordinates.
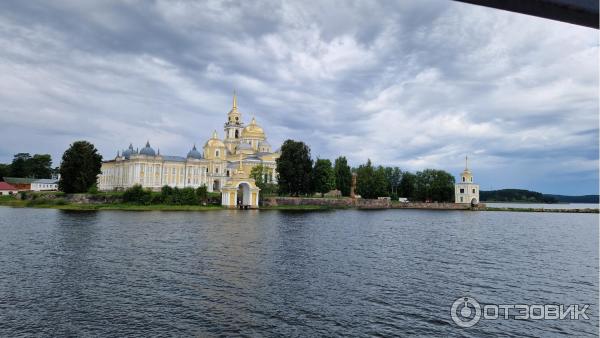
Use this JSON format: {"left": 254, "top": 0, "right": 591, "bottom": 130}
{"left": 97, "top": 93, "right": 279, "bottom": 207}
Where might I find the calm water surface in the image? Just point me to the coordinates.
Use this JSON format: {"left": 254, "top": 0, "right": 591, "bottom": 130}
{"left": 0, "top": 207, "right": 597, "bottom": 337}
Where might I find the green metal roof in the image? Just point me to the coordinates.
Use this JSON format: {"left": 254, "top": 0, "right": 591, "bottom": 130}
{"left": 3, "top": 177, "right": 37, "bottom": 184}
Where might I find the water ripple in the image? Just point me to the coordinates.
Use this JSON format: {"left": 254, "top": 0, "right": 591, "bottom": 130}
{"left": 0, "top": 207, "right": 597, "bottom": 336}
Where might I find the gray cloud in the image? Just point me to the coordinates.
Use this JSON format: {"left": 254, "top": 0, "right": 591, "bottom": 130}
{"left": 0, "top": 0, "right": 597, "bottom": 194}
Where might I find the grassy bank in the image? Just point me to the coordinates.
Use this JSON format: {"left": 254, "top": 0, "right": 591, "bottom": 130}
{"left": 259, "top": 205, "right": 339, "bottom": 210}
{"left": 0, "top": 197, "right": 224, "bottom": 211}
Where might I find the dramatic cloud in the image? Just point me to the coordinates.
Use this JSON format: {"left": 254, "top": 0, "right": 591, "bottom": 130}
{"left": 0, "top": 0, "right": 597, "bottom": 194}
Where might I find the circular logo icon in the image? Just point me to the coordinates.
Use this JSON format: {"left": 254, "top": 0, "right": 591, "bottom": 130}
{"left": 451, "top": 296, "right": 481, "bottom": 328}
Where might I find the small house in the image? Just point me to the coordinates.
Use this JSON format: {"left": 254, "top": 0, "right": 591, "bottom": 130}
{"left": 0, "top": 182, "right": 18, "bottom": 195}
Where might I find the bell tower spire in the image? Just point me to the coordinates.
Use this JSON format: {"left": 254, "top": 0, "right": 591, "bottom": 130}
{"left": 224, "top": 89, "right": 244, "bottom": 152}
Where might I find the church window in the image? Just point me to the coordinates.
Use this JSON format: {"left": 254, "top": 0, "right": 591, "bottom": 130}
{"left": 470, "top": 177, "right": 473, "bottom": 182}
{"left": 235, "top": 130, "right": 239, "bottom": 138}
{"left": 472, "top": 188, "right": 476, "bottom": 193}
{"left": 216, "top": 150, "right": 220, "bottom": 157}
{"left": 206, "top": 168, "right": 209, "bottom": 173}
{"left": 462, "top": 177, "right": 465, "bottom": 182}
{"left": 215, "top": 167, "right": 219, "bottom": 173}
{"left": 460, "top": 188, "right": 464, "bottom": 194}
{"left": 460, "top": 197, "right": 463, "bottom": 202}
{"left": 227, "top": 170, "right": 230, "bottom": 176}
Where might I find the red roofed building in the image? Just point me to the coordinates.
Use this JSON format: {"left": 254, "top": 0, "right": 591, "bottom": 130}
{"left": 0, "top": 182, "right": 18, "bottom": 196}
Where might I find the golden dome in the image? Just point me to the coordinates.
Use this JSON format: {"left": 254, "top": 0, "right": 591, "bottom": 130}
{"left": 242, "top": 117, "right": 265, "bottom": 139}
{"left": 205, "top": 130, "right": 225, "bottom": 148}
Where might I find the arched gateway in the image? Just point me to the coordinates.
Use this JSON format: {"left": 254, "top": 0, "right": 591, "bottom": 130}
{"left": 221, "top": 163, "right": 260, "bottom": 208}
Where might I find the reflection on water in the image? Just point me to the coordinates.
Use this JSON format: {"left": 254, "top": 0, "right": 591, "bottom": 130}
{"left": 0, "top": 207, "right": 597, "bottom": 336}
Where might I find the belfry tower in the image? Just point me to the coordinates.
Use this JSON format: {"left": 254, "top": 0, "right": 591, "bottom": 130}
{"left": 455, "top": 156, "right": 480, "bottom": 205}
{"left": 224, "top": 91, "right": 245, "bottom": 154}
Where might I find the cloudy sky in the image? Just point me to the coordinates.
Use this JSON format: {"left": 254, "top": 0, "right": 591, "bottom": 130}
{"left": 0, "top": 0, "right": 597, "bottom": 194}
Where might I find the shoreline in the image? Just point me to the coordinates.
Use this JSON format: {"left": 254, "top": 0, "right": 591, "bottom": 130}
{"left": 0, "top": 199, "right": 597, "bottom": 213}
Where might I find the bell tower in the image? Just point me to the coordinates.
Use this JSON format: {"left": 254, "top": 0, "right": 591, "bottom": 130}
{"left": 224, "top": 91, "right": 245, "bottom": 154}
{"left": 455, "top": 156, "right": 479, "bottom": 205}
{"left": 460, "top": 156, "right": 473, "bottom": 183}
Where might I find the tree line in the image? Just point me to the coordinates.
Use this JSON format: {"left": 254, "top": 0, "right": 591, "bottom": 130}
{"left": 12, "top": 139, "right": 457, "bottom": 203}
{"left": 274, "top": 139, "right": 456, "bottom": 202}
{"left": 480, "top": 189, "right": 559, "bottom": 203}
{"left": 121, "top": 184, "right": 221, "bottom": 205}
{"left": 274, "top": 140, "right": 352, "bottom": 197}
{"left": 0, "top": 153, "right": 54, "bottom": 180}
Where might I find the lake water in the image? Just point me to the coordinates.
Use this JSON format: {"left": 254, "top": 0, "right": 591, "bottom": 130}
{"left": 0, "top": 207, "right": 597, "bottom": 337}
{"left": 486, "top": 202, "right": 599, "bottom": 210}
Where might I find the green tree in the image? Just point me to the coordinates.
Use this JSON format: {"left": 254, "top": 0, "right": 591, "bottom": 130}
{"left": 171, "top": 187, "right": 182, "bottom": 204}
{"left": 250, "top": 164, "right": 278, "bottom": 197}
{"left": 30, "top": 154, "right": 52, "bottom": 178}
{"left": 58, "top": 141, "right": 102, "bottom": 193}
{"left": 276, "top": 139, "right": 313, "bottom": 196}
{"left": 312, "top": 158, "right": 335, "bottom": 197}
{"left": 334, "top": 156, "right": 352, "bottom": 196}
{"left": 0, "top": 164, "right": 10, "bottom": 180}
{"left": 398, "top": 172, "right": 417, "bottom": 200}
{"left": 384, "top": 166, "right": 402, "bottom": 198}
{"left": 250, "top": 164, "right": 268, "bottom": 189}
{"left": 122, "top": 184, "right": 152, "bottom": 204}
{"left": 355, "top": 160, "right": 388, "bottom": 199}
{"left": 180, "top": 187, "right": 198, "bottom": 205}
{"left": 196, "top": 185, "right": 208, "bottom": 204}
{"left": 414, "top": 169, "right": 455, "bottom": 202}
{"left": 10, "top": 153, "right": 32, "bottom": 177}
{"left": 160, "top": 185, "right": 174, "bottom": 204}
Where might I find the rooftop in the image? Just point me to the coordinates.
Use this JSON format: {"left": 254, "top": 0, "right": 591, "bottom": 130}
{"left": 3, "top": 177, "right": 37, "bottom": 184}
{"left": 0, "top": 182, "right": 17, "bottom": 190}
{"left": 33, "top": 179, "right": 59, "bottom": 184}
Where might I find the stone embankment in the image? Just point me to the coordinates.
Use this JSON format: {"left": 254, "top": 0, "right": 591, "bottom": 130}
{"left": 262, "top": 197, "right": 484, "bottom": 210}
{"left": 391, "top": 201, "right": 485, "bottom": 210}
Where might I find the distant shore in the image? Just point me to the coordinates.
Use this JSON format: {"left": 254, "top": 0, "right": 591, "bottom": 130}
{"left": 484, "top": 206, "right": 598, "bottom": 213}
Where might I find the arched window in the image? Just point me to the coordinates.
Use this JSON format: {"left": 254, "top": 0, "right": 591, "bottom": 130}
{"left": 462, "top": 177, "right": 465, "bottom": 182}
{"left": 235, "top": 130, "right": 239, "bottom": 138}
{"left": 215, "top": 167, "right": 219, "bottom": 173}
{"left": 215, "top": 150, "right": 220, "bottom": 158}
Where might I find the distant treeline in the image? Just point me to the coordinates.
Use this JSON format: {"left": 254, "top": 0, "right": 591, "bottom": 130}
{"left": 480, "top": 189, "right": 599, "bottom": 204}
{"left": 0, "top": 153, "right": 55, "bottom": 179}
{"left": 544, "top": 194, "right": 599, "bottom": 204}
{"left": 276, "top": 140, "right": 456, "bottom": 201}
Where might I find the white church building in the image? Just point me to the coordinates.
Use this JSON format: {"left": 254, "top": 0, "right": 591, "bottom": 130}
{"left": 455, "top": 156, "right": 479, "bottom": 205}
